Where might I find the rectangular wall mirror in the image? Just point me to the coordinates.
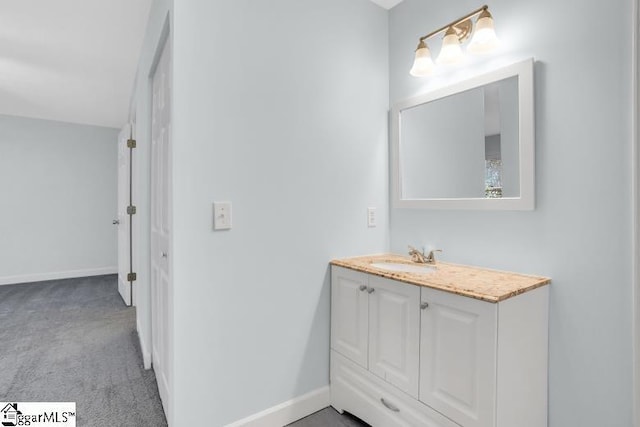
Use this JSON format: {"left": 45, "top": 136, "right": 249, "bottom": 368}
{"left": 391, "top": 58, "right": 535, "bottom": 210}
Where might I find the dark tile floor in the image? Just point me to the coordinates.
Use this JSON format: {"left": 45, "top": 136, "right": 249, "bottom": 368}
{"left": 288, "top": 407, "right": 369, "bottom": 426}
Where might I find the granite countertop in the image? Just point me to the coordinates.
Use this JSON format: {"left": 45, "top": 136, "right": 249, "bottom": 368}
{"left": 331, "top": 254, "right": 550, "bottom": 303}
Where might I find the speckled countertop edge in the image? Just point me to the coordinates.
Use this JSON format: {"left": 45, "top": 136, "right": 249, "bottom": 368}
{"left": 330, "top": 253, "right": 551, "bottom": 303}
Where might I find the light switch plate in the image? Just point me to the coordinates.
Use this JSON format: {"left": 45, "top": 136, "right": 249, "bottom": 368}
{"left": 213, "top": 201, "right": 232, "bottom": 230}
{"left": 367, "top": 207, "right": 377, "bottom": 228}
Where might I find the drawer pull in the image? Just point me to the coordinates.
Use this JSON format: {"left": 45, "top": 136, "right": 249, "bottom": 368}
{"left": 367, "top": 287, "right": 375, "bottom": 294}
{"left": 359, "top": 285, "right": 367, "bottom": 291}
{"left": 380, "top": 398, "right": 400, "bottom": 413}
{"left": 420, "top": 302, "right": 429, "bottom": 310}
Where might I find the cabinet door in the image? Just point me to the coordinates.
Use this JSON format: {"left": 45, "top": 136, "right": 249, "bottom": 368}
{"left": 420, "top": 287, "right": 497, "bottom": 427}
{"left": 368, "top": 275, "right": 420, "bottom": 398}
{"left": 331, "top": 267, "right": 369, "bottom": 368}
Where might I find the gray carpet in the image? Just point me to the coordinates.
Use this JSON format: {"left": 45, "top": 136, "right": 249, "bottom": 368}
{"left": 0, "top": 274, "right": 167, "bottom": 427}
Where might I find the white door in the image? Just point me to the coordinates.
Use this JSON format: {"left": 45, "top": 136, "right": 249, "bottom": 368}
{"left": 419, "top": 287, "right": 497, "bottom": 427}
{"left": 331, "top": 267, "right": 369, "bottom": 368}
{"left": 151, "top": 38, "right": 172, "bottom": 418}
{"left": 368, "top": 275, "right": 420, "bottom": 398}
{"left": 116, "top": 125, "right": 132, "bottom": 306}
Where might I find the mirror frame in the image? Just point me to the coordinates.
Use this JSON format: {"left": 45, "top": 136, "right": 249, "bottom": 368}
{"left": 391, "top": 58, "right": 535, "bottom": 210}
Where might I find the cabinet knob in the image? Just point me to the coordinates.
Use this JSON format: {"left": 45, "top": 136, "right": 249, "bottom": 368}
{"left": 380, "top": 398, "right": 400, "bottom": 413}
{"left": 359, "top": 285, "right": 367, "bottom": 292}
{"left": 367, "top": 287, "right": 375, "bottom": 294}
{"left": 420, "top": 302, "right": 429, "bottom": 310}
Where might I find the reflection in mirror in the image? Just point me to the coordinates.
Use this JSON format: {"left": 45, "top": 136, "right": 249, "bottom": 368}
{"left": 400, "top": 76, "right": 519, "bottom": 200}
{"left": 483, "top": 77, "right": 519, "bottom": 198}
{"left": 391, "top": 58, "right": 535, "bottom": 210}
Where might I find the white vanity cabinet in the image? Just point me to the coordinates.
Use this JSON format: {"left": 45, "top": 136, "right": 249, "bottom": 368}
{"left": 331, "top": 266, "right": 457, "bottom": 427}
{"left": 419, "top": 287, "right": 497, "bottom": 427}
{"left": 331, "top": 266, "right": 420, "bottom": 397}
{"left": 368, "top": 274, "right": 421, "bottom": 397}
{"left": 330, "top": 263, "right": 549, "bottom": 427}
{"left": 331, "top": 267, "right": 369, "bottom": 368}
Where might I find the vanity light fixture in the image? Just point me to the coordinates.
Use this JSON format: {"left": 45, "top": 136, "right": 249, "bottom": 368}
{"left": 409, "top": 40, "right": 435, "bottom": 76}
{"left": 409, "top": 5, "right": 499, "bottom": 77}
{"left": 437, "top": 26, "right": 464, "bottom": 65}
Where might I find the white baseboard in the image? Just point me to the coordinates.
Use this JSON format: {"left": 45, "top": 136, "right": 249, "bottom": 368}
{"left": 137, "top": 318, "right": 152, "bottom": 369}
{"left": 225, "top": 386, "right": 330, "bottom": 427}
{"left": 0, "top": 267, "right": 118, "bottom": 286}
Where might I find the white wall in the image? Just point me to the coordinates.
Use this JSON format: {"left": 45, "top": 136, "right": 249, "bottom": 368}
{"left": 390, "top": 1, "right": 633, "bottom": 426}
{"left": 169, "top": 0, "right": 389, "bottom": 425}
{"left": 0, "top": 115, "right": 118, "bottom": 284}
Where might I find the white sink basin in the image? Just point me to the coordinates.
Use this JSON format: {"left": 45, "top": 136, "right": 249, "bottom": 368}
{"left": 370, "top": 262, "right": 437, "bottom": 274}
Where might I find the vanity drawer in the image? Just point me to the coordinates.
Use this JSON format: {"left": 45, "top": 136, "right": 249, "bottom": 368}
{"left": 331, "top": 350, "right": 460, "bottom": 427}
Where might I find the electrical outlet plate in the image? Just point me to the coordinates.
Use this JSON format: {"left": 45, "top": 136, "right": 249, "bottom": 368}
{"left": 213, "top": 201, "right": 232, "bottom": 230}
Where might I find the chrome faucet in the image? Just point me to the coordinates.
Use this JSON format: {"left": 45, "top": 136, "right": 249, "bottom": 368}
{"left": 408, "top": 246, "right": 442, "bottom": 264}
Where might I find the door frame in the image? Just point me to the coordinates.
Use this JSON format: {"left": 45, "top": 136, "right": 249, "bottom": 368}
{"left": 128, "top": 9, "right": 173, "bottom": 424}
{"left": 144, "top": 14, "right": 173, "bottom": 424}
{"left": 633, "top": 0, "right": 639, "bottom": 425}
{"left": 130, "top": 111, "right": 138, "bottom": 308}
{"left": 149, "top": 32, "right": 173, "bottom": 422}
{"left": 117, "top": 122, "right": 135, "bottom": 307}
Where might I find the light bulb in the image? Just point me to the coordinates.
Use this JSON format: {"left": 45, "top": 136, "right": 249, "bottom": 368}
{"left": 437, "top": 27, "right": 464, "bottom": 65}
{"left": 468, "top": 9, "right": 499, "bottom": 54}
{"left": 409, "top": 41, "right": 435, "bottom": 77}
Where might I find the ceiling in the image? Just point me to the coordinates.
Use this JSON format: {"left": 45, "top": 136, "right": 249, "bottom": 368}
{"left": 0, "top": 0, "right": 403, "bottom": 129}
{"left": 369, "top": 0, "right": 405, "bottom": 9}
{"left": 0, "top": 0, "right": 152, "bottom": 129}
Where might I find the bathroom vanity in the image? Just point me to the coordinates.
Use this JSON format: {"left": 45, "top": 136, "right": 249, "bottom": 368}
{"left": 330, "top": 254, "right": 550, "bottom": 427}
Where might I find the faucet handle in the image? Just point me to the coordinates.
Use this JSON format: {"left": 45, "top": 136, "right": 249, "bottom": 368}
{"left": 407, "top": 245, "right": 420, "bottom": 254}
{"left": 426, "top": 249, "right": 442, "bottom": 263}
{"left": 408, "top": 245, "right": 427, "bottom": 263}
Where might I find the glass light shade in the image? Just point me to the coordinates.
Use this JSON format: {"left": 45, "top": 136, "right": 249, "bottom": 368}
{"left": 437, "top": 28, "right": 464, "bottom": 65}
{"left": 409, "top": 42, "right": 435, "bottom": 77}
{"left": 468, "top": 12, "right": 499, "bottom": 54}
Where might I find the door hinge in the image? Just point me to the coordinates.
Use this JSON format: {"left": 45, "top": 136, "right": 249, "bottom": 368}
{"left": 127, "top": 272, "right": 137, "bottom": 282}
{"left": 127, "top": 205, "right": 137, "bottom": 215}
{"left": 127, "top": 139, "right": 137, "bottom": 149}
